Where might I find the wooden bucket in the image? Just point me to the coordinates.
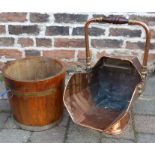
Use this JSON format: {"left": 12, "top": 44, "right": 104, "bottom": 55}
{"left": 2, "top": 57, "right": 66, "bottom": 131}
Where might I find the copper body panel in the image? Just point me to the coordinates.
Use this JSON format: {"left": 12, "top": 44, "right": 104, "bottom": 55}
{"left": 2, "top": 57, "right": 66, "bottom": 128}
{"left": 64, "top": 56, "right": 142, "bottom": 134}
{"left": 63, "top": 17, "right": 150, "bottom": 135}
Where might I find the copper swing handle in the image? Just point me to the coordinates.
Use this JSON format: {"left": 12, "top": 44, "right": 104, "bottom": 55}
{"left": 84, "top": 17, "right": 151, "bottom": 70}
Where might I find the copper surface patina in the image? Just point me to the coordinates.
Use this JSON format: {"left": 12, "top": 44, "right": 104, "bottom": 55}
{"left": 63, "top": 16, "right": 150, "bottom": 135}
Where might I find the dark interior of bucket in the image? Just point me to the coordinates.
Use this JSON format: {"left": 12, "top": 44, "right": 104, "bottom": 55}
{"left": 90, "top": 57, "right": 141, "bottom": 111}
{"left": 64, "top": 57, "right": 142, "bottom": 130}
{"left": 4, "top": 57, "right": 63, "bottom": 81}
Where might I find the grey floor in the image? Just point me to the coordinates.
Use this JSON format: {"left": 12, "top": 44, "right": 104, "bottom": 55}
{"left": 0, "top": 75, "right": 155, "bottom": 143}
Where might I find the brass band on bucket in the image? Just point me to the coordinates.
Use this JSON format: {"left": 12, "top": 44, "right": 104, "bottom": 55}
{"left": 9, "top": 87, "right": 56, "bottom": 97}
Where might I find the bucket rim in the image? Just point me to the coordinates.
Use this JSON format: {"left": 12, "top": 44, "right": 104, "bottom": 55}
{"left": 2, "top": 56, "right": 66, "bottom": 83}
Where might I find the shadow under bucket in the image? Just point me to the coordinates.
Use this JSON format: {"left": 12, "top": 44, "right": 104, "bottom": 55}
{"left": 2, "top": 56, "right": 66, "bottom": 131}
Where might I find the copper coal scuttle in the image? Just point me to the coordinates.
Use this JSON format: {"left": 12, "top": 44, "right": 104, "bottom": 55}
{"left": 63, "top": 16, "right": 150, "bottom": 135}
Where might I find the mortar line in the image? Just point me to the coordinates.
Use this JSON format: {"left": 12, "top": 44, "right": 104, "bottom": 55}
{"left": 133, "top": 113, "right": 155, "bottom": 117}
{"left": 26, "top": 131, "right": 33, "bottom": 143}
{"left": 139, "top": 96, "right": 155, "bottom": 101}
{"left": 0, "top": 113, "right": 11, "bottom": 132}
{"left": 98, "top": 132, "right": 102, "bottom": 143}
{"left": 63, "top": 117, "right": 71, "bottom": 143}
{"left": 3, "top": 113, "right": 11, "bottom": 126}
{"left": 0, "top": 109, "right": 10, "bottom": 113}
{"left": 131, "top": 109, "right": 138, "bottom": 143}
{"left": 134, "top": 132, "right": 155, "bottom": 136}
{"left": 101, "top": 137, "right": 135, "bottom": 143}
{"left": 102, "top": 132, "right": 137, "bottom": 142}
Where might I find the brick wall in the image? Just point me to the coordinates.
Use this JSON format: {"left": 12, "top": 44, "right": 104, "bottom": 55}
{"left": 0, "top": 12, "right": 155, "bottom": 70}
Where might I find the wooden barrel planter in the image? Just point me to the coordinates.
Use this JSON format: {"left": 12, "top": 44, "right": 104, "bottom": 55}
{"left": 2, "top": 57, "right": 66, "bottom": 131}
